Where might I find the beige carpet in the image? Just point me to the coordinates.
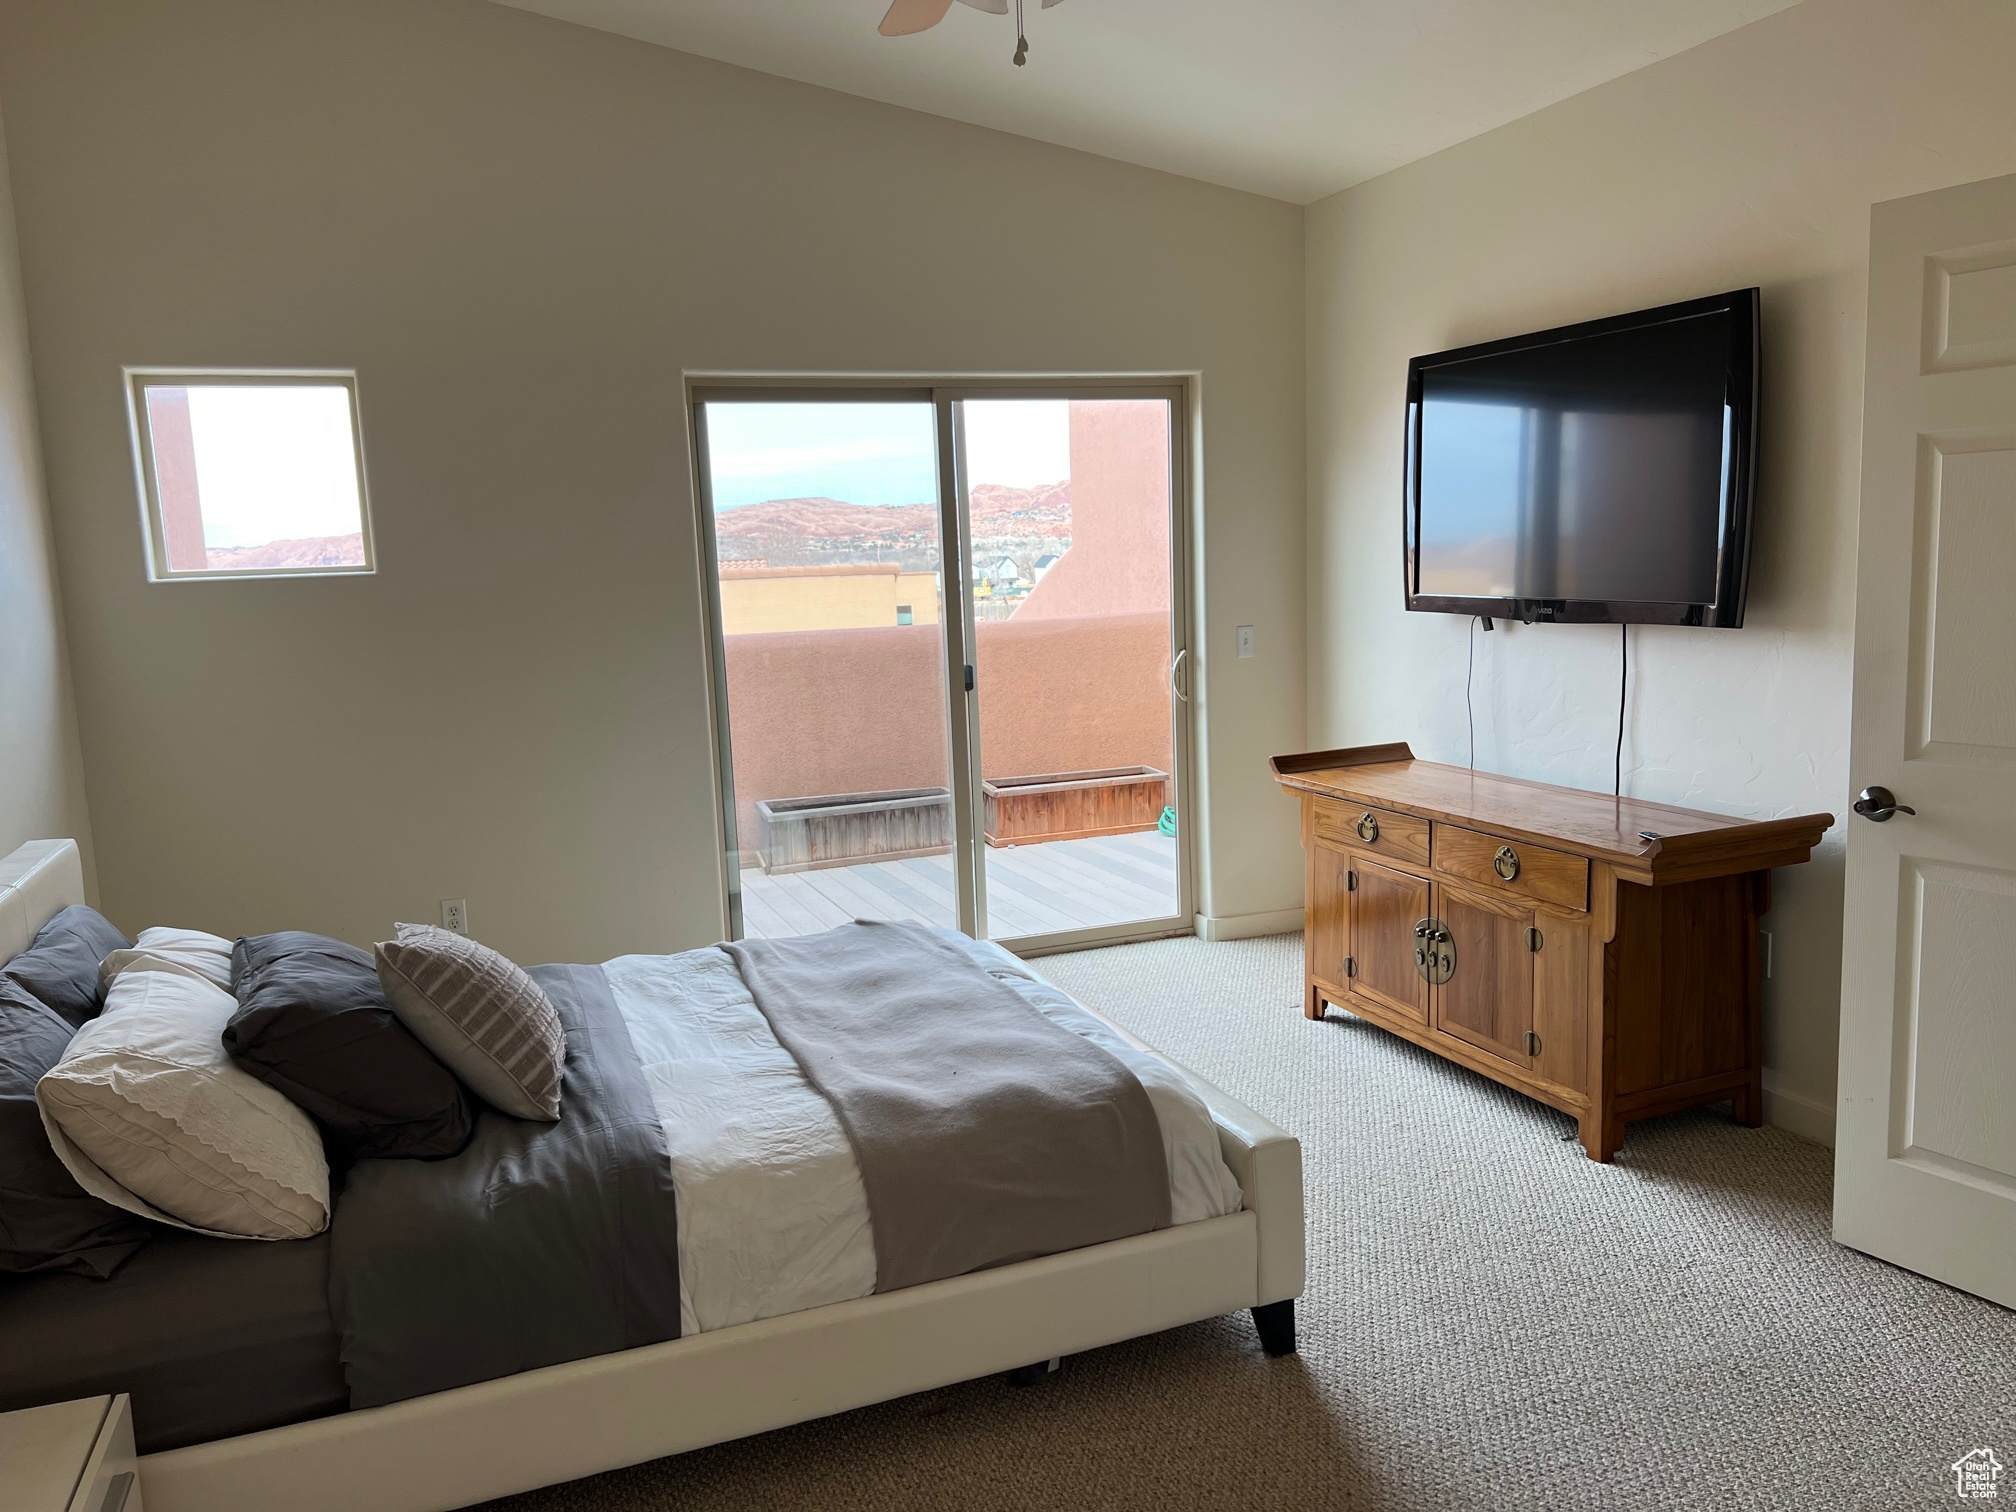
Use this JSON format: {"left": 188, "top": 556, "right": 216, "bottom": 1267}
{"left": 481, "top": 933, "right": 2015, "bottom": 1512}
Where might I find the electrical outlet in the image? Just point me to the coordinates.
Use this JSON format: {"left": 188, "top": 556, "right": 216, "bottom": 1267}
{"left": 1761, "top": 930, "right": 1773, "bottom": 979}
{"left": 441, "top": 899, "right": 469, "bottom": 936}
{"left": 1236, "top": 625, "right": 1255, "bottom": 659}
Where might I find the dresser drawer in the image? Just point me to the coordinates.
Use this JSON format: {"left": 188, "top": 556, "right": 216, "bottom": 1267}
{"left": 1433, "top": 824, "right": 1588, "bottom": 912}
{"left": 1313, "top": 799, "right": 1431, "bottom": 866}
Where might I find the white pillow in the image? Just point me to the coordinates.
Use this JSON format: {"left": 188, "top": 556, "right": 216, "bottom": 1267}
{"left": 98, "top": 925, "right": 234, "bottom": 992}
{"left": 38, "top": 953, "right": 329, "bottom": 1241}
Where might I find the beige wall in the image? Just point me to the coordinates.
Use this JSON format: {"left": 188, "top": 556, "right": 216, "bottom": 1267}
{"left": 1306, "top": 0, "right": 2016, "bottom": 1140}
{"left": 0, "top": 0, "right": 1305, "bottom": 962}
{"left": 0, "top": 104, "right": 92, "bottom": 880}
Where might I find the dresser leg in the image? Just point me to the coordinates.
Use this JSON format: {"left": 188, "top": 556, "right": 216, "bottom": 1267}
{"left": 1732, "top": 1075, "right": 1764, "bottom": 1128}
{"left": 1305, "top": 980, "right": 1325, "bottom": 1020}
{"left": 1578, "top": 1111, "right": 1620, "bottom": 1163}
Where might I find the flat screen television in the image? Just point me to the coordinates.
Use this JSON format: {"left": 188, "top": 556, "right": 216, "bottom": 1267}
{"left": 1404, "top": 288, "right": 1760, "bottom": 627}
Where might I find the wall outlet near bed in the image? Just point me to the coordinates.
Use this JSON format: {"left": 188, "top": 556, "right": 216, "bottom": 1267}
{"left": 441, "top": 899, "right": 469, "bottom": 936}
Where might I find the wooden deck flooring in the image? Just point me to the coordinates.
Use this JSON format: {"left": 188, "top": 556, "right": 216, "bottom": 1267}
{"left": 738, "top": 830, "right": 1179, "bottom": 941}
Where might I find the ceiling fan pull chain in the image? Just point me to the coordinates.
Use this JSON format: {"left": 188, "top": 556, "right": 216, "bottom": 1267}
{"left": 1013, "top": 0, "right": 1028, "bottom": 65}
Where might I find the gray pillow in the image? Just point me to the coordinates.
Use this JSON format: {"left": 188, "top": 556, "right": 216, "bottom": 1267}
{"left": 3, "top": 905, "right": 132, "bottom": 1028}
{"left": 0, "top": 979, "right": 153, "bottom": 1277}
{"left": 224, "top": 933, "right": 476, "bottom": 1163}
{"left": 374, "top": 925, "right": 564, "bottom": 1121}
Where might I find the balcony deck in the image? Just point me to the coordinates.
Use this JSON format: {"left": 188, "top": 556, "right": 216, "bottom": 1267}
{"left": 738, "top": 829, "right": 1179, "bottom": 941}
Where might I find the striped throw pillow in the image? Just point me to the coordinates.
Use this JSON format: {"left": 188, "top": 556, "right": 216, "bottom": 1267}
{"left": 374, "top": 924, "right": 564, "bottom": 1121}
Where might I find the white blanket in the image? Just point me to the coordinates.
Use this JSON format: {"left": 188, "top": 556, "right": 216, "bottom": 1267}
{"left": 604, "top": 934, "right": 1243, "bottom": 1336}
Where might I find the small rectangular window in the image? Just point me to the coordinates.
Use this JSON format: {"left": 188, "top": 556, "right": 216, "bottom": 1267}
{"left": 126, "top": 371, "right": 374, "bottom": 580}
{"left": 896, "top": 604, "right": 914, "bottom": 626}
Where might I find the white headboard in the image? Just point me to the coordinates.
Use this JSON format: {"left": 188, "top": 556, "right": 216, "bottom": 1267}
{"left": 0, "top": 839, "right": 86, "bottom": 965}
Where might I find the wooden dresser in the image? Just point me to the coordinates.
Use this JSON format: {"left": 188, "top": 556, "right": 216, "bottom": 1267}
{"left": 1272, "top": 743, "right": 1833, "bottom": 1161}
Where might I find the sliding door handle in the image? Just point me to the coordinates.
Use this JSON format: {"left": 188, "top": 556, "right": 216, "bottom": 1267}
{"left": 1170, "top": 648, "right": 1190, "bottom": 704}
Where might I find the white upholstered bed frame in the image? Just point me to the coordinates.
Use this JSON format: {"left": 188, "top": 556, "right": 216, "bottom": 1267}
{"left": 1, "top": 839, "right": 1305, "bottom": 1512}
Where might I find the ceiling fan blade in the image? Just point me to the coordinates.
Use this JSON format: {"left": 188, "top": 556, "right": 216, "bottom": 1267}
{"left": 879, "top": 0, "right": 955, "bottom": 37}
{"left": 1040, "top": 0, "right": 1064, "bottom": 7}
{"left": 954, "top": 0, "right": 1010, "bottom": 12}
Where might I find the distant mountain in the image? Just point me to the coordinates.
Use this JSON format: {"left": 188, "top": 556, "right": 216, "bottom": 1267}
{"left": 969, "top": 480, "right": 1071, "bottom": 530}
{"left": 715, "top": 497, "right": 935, "bottom": 544}
{"left": 715, "top": 482, "right": 1070, "bottom": 548}
{"left": 207, "top": 533, "right": 366, "bottom": 570}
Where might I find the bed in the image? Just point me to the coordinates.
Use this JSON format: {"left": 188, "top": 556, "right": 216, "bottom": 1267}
{"left": 0, "top": 839, "right": 1304, "bottom": 1512}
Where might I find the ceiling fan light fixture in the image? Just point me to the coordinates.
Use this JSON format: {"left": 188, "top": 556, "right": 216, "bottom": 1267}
{"left": 878, "top": 0, "right": 1064, "bottom": 65}
{"left": 877, "top": 0, "right": 954, "bottom": 38}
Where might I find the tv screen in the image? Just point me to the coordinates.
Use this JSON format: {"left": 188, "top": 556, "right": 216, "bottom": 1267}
{"left": 1404, "top": 289, "right": 1759, "bottom": 627}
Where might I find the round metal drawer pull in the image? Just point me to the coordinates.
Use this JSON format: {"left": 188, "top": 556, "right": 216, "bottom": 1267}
{"left": 1493, "top": 845, "right": 1520, "bottom": 881}
{"left": 1357, "top": 812, "right": 1380, "bottom": 843}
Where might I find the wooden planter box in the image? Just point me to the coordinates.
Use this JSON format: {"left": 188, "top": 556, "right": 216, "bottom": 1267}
{"left": 754, "top": 787, "right": 951, "bottom": 874}
{"left": 983, "top": 767, "right": 1169, "bottom": 847}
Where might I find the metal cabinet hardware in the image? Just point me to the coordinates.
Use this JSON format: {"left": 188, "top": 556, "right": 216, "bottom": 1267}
{"left": 1412, "top": 917, "right": 1455, "bottom": 984}
{"left": 1493, "top": 845, "right": 1521, "bottom": 880}
{"left": 1357, "top": 811, "right": 1380, "bottom": 843}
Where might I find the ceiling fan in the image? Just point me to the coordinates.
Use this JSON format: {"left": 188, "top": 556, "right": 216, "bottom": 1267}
{"left": 879, "top": 0, "right": 1065, "bottom": 67}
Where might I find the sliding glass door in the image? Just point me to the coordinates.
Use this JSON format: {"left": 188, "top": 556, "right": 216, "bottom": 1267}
{"left": 694, "top": 384, "right": 1189, "bottom": 952}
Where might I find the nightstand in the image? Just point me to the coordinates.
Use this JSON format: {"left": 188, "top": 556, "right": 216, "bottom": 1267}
{"left": 0, "top": 1394, "right": 142, "bottom": 1511}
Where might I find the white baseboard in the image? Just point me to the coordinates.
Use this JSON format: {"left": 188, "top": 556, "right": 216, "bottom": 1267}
{"left": 1193, "top": 908, "right": 1305, "bottom": 943}
{"left": 1762, "top": 1073, "right": 1836, "bottom": 1147}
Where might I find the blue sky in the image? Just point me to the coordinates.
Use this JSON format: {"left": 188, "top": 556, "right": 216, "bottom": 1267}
{"left": 703, "top": 401, "right": 1069, "bottom": 509}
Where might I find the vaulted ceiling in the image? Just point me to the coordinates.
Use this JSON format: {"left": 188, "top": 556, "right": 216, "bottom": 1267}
{"left": 494, "top": 0, "right": 1801, "bottom": 203}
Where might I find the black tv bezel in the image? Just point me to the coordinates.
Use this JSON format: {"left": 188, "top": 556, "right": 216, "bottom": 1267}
{"left": 1402, "top": 287, "right": 1761, "bottom": 628}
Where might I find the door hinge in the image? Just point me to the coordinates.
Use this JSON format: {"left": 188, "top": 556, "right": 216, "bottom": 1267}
{"left": 1526, "top": 926, "right": 1543, "bottom": 952}
{"left": 1523, "top": 1029, "right": 1543, "bottom": 1057}
{"left": 1344, "top": 955, "right": 1356, "bottom": 978}
{"left": 1346, "top": 870, "right": 1358, "bottom": 892}
{"left": 963, "top": 664, "right": 976, "bottom": 693}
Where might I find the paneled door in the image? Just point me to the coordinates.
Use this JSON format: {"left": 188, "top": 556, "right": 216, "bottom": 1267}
{"left": 1835, "top": 170, "right": 2016, "bottom": 1308}
{"left": 1432, "top": 884, "right": 1534, "bottom": 1068}
{"left": 1305, "top": 841, "right": 1352, "bottom": 1001}
{"left": 1346, "top": 859, "right": 1430, "bottom": 1024}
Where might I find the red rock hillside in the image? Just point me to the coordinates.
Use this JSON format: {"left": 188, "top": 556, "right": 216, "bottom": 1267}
{"left": 206, "top": 533, "right": 367, "bottom": 570}
{"left": 713, "top": 481, "right": 1070, "bottom": 553}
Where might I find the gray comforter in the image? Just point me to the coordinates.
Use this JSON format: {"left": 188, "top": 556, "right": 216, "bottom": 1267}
{"left": 329, "top": 926, "right": 1174, "bottom": 1409}
{"left": 328, "top": 964, "right": 683, "bottom": 1408}
{"left": 725, "top": 921, "right": 1171, "bottom": 1292}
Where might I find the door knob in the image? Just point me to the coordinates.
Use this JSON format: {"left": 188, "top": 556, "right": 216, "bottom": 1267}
{"left": 1851, "top": 785, "right": 1916, "bottom": 822}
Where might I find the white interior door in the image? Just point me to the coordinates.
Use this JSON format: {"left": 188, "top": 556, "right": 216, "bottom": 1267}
{"left": 1836, "top": 170, "right": 2016, "bottom": 1308}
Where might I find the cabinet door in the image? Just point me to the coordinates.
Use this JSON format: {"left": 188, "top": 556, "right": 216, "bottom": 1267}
{"left": 1348, "top": 858, "right": 1430, "bottom": 1023}
{"left": 1307, "top": 839, "right": 1352, "bottom": 996}
{"left": 1530, "top": 909, "right": 1590, "bottom": 1092}
{"left": 1433, "top": 882, "right": 1534, "bottom": 1066}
